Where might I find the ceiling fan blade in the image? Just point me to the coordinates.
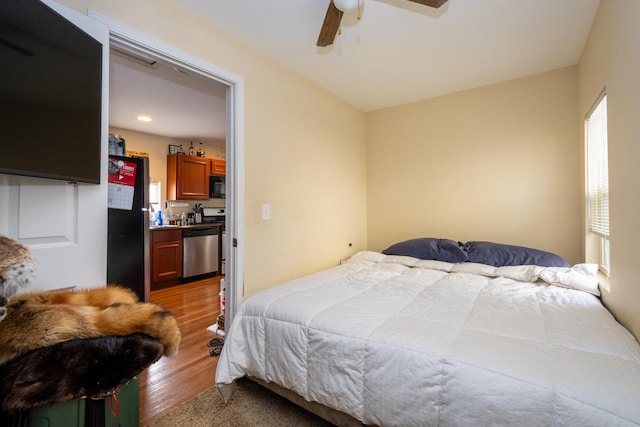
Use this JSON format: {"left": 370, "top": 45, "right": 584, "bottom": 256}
{"left": 407, "top": 0, "right": 448, "bottom": 8}
{"left": 317, "top": 1, "right": 344, "bottom": 47}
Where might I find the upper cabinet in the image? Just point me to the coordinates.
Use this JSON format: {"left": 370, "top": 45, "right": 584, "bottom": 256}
{"left": 167, "top": 154, "right": 209, "bottom": 200}
{"left": 210, "top": 159, "right": 226, "bottom": 175}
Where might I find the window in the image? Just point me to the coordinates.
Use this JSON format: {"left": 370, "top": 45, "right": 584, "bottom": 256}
{"left": 585, "top": 93, "right": 609, "bottom": 275}
{"left": 149, "top": 180, "right": 162, "bottom": 222}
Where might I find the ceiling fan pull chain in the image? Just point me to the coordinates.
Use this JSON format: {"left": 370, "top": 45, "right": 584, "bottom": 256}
{"left": 357, "top": 0, "right": 361, "bottom": 20}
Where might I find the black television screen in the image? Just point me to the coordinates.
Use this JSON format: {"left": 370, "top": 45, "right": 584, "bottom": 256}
{"left": 0, "top": 0, "right": 102, "bottom": 184}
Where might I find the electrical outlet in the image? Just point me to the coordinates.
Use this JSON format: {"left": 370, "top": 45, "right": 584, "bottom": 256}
{"left": 261, "top": 203, "right": 271, "bottom": 220}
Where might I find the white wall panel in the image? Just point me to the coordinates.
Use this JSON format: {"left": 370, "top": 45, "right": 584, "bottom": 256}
{"left": 17, "top": 177, "right": 75, "bottom": 241}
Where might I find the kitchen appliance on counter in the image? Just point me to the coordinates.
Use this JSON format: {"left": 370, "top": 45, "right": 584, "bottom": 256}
{"left": 107, "top": 155, "right": 150, "bottom": 301}
{"left": 209, "top": 175, "right": 225, "bottom": 199}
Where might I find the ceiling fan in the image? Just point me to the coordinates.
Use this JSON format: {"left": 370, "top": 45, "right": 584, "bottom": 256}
{"left": 317, "top": 0, "right": 448, "bottom": 47}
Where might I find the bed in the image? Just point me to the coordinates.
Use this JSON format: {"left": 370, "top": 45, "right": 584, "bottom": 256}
{"left": 215, "top": 239, "right": 640, "bottom": 426}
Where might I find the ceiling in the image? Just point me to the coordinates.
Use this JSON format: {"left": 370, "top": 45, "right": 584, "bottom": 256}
{"left": 109, "top": 0, "right": 601, "bottom": 140}
{"left": 109, "top": 51, "right": 227, "bottom": 142}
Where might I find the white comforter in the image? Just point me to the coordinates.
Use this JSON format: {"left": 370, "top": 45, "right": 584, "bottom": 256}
{"left": 216, "top": 252, "right": 640, "bottom": 426}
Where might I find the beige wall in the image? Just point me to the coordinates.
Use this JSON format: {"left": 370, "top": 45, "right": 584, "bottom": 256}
{"left": 60, "top": 0, "right": 368, "bottom": 296}
{"left": 366, "top": 67, "right": 582, "bottom": 264}
{"left": 578, "top": 0, "right": 640, "bottom": 338}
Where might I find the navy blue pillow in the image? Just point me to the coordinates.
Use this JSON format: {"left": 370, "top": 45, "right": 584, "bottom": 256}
{"left": 382, "top": 238, "right": 469, "bottom": 263}
{"left": 463, "top": 241, "right": 570, "bottom": 267}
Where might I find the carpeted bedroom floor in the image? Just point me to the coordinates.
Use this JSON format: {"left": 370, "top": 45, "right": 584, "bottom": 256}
{"left": 146, "top": 377, "right": 335, "bottom": 427}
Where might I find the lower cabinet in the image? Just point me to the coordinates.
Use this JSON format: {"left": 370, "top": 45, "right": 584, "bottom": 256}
{"left": 151, "top": 229, "right": 182, "bottom": 285}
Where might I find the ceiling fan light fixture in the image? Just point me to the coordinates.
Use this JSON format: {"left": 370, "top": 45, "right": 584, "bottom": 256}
{"left": 333, "top": 0, "right": 358, "bottom": 13}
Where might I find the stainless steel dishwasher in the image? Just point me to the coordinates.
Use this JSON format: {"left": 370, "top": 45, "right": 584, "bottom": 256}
{"left": 182, "top": 226, "right": 219, "bottom": 278}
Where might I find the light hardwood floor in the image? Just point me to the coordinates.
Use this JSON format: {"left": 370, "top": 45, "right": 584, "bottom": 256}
{"left": 139, "top": 277, "right": 222, "bottom": 426}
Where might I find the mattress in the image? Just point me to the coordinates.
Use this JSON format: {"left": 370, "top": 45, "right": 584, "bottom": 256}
{"left": 216, "top": 251, "right": 640, "bottom": 426}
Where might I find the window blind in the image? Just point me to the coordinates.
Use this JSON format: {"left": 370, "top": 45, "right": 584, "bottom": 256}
{"left": 586, "top": 95, "right": 609, "bottom": 238}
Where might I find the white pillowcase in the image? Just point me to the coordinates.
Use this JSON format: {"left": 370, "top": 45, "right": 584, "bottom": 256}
{"left": 494, "top": 265, "right": 543, "bottom": 282}
{"left": 538, "top": 263, "right": 600, "bottom": 296}
{"left": 347, "top": 252, "right": 601, "bottom": 296}
{"left": 348, "top": 251, "right": 386, "bottom": 263}
{"left": 451, "top": 262, "right": 497, "bottom": 276}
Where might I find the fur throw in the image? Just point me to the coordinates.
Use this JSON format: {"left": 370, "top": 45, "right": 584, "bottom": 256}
{"left": 0, "top": 235, "right": 182, "bottom": 411}
{"left": 0, "top": 333, "right": 163, "bottom": 413}
{"left": 0, "top": 286, "right": 182, "bottom": 363}
{"left": 0, "top": 236, "right": 36, "bottom": 316}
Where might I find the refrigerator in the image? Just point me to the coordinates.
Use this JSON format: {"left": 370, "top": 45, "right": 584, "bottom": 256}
{"left": 107, "top": 155, "right": 150, "bottom": 302}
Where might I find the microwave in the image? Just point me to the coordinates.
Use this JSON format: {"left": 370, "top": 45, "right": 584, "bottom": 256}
{"left": 209, "top": 175, "right": 225, "bottom": 199}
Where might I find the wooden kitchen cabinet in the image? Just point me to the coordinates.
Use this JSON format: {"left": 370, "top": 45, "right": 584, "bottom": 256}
{"left": 166, "top": 154, "right": 209, "bottom": 200}
{"left": 151, "top": 229, "right": 182, "bottom": 285}
{"left": 209, "top": 158, "right": 226, "bottom": 175}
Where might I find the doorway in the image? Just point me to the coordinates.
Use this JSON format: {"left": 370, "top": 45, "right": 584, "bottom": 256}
{"left": 90, "top": 11, "right": 245, "bottom": 329}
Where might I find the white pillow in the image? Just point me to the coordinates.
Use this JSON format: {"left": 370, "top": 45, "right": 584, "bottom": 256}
{"left": 380, "top": 255, "right": 421, "bottom": 267}
{"left": 494, "top": 265, "right": 543, "bottom": 282}
{"left": 414, "top": 259, "right": 454, "bottom": 272}
{"left": 348, "top": 251, "right": 386, "bottom": 263}
{"left": 538, "top": 263, "right": 600, "bottom": 296}
{"left": 451, "top": 262, "right": 497, "bottom": 276}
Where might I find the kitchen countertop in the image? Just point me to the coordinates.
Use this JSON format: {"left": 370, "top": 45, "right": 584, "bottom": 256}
{"left": 149, "top": 222, "right": 224, "bottom": 230}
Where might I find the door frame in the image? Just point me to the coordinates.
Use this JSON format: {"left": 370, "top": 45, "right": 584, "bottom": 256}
{"left": 88, "top": 11, "right": 245, "bottom": 329}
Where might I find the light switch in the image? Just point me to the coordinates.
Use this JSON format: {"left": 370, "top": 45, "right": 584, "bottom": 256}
{"left": 261, "top": 203, "right": 271, "bottom": 220}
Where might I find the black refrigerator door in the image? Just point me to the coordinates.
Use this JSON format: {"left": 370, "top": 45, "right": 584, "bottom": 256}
{"left": 107, "top": 156, "right": 150, "bottom": 302}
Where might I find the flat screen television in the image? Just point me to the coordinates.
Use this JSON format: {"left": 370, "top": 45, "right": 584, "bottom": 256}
{"left": 0, "top": 0, "right": 102, "bottom": 184}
